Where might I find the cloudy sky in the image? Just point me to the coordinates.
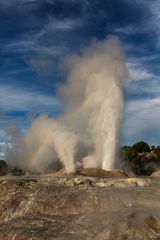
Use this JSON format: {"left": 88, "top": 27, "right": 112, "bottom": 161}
{"left": 0, "top": 0, "right": 160, "bottom": 155}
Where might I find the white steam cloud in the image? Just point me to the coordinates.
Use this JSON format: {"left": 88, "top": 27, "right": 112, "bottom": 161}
{"left": 7, "top": 36, "right": 128, "bottom": 173}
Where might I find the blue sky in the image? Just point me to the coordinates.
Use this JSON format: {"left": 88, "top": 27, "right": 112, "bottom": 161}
{"left": 0, "top": 0, "right": 160, "bottom": 154}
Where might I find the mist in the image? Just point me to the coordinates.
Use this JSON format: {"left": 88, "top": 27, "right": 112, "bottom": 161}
{"left": 7, "top": 36, "right": 128, "bottom": 173}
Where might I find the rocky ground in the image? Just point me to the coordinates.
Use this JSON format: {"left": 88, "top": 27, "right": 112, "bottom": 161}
{"left": 0, "top": 169, "right": 160, "bottom": 240}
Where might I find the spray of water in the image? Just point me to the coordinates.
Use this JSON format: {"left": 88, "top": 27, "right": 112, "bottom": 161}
{"left": 7, "top": 36, "right": 128, "bottom": 173}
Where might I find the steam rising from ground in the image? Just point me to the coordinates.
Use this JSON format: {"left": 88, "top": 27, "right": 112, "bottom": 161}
{"left": 7, "top": 37, "right": 128, "bottom": 173}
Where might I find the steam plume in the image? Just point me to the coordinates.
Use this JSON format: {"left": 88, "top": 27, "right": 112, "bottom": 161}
{"left": 7, "top": 36, "right": 128, "bottom": 173}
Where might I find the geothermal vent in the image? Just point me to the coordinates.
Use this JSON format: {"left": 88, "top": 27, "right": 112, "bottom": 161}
{"left": 7, "top": 36, "right": 128, "bottom": 173}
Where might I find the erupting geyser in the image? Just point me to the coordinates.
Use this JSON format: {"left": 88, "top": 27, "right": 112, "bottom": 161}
{"left": 7, "top": 36, "right": 128, "bottom": 173}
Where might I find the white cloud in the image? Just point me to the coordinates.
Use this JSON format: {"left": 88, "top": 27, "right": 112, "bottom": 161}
{"left": 137, "top": 0, "right": 160, "bottom": 44}
{"left": 126, "top": 56, "right": 155, "bottom": 82}
{"left": 3, "top": 38, "right": 67, "bottom": 57}
{"left": 112, "top": 25, "right": 140, "bottom": 35}
{"left": 0, "top": 0, "right": 38, "bottom": 9}
{"left": 44, "top": 18, "right": 81, "bottom": 32}
{"left": 3, "top": 17, "right": 81, "bottom": 57}
{"left": 0, "top": 0, "right": 14, "bottom": 8}
{"left": 127, "top": 62, "right": 153, "bottom": 81}
{"left": 148, "top": 1, "right": 160, "bottom": 35}
{"left": 0, "top": 83, "right": 62, "bottom": 113}
{"left": 35, "top": 17, "right": 82, "bottom": 43}
{"left": 122, "top": 96, "right": 160, "bottom": 145}
{"left": 124, "top": 54, "right": 160, "bottom": 97}
{"left": 122, "top": 52, "right": 160, "bottom": 145}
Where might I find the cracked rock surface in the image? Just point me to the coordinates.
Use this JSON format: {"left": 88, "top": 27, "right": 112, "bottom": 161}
{"left": 0, "top": 174, "right": 160, "bottom": 240}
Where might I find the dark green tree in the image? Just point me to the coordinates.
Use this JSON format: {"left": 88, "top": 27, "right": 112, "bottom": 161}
{"left": 132, "top": 141, "right": 150, "bottom": 153}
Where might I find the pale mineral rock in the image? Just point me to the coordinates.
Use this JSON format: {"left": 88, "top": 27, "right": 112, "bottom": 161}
{"left": 0, "top": 172, "right": 160, "bottom": 240}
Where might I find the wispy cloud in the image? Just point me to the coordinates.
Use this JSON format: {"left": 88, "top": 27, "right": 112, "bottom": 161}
{"left": 123, "top": 96, "right": 160, "bottom": 145}
{"left": 127, "top": 61, "right": 154, "bottom": 81}
{"left": 147, "top": 0, "right": 160, "bottom": 41}
{"left": 122, "top": 48, "right": 160, "bottom": 145}
{"left": 133, "top": 0, "right": 160, "bottom": 45}
{"left": 112, "top": 25, "right": 140, "bottom": 35}
{"left": 124, "top": 52, "right": 160, "bottom": 98}
{"left": 0, "top": 83, "right": 62, "bottom": 113}
{"left": 0, "top": 0, "right": 39, "bottom": 8}
{"left": 3, "top": 17, "right": 81, "bottom": 57}
{"left": 41, "top": 17, "right": 81, "bottom": 32}
{"left": 125, "top": 52, "right": 156, "bottom": 83}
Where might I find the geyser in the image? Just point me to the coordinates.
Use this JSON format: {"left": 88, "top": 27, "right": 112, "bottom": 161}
{"left": 7, "top": 36, "right": 128, "bottom": 173}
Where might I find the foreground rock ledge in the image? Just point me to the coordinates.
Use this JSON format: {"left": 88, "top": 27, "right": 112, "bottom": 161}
{"left": 0, "top": 174, "right": 160, "bottom": 240}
